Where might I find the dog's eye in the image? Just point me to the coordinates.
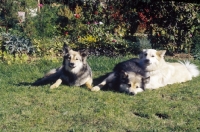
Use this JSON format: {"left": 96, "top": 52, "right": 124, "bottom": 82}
{"left": 144, "top": 53, "right": 147, "bottom": 56}
{"left": 136, "top": 86, "right": 139, "bottom": 88}
{"left": 151, "top": 55, "right": 154, "bottom": 57}
{"left": 127, "top": 84, "right": 131, "bottom": 87}
{"left": 76, "top": 58, "right": 79, "bottom": 60}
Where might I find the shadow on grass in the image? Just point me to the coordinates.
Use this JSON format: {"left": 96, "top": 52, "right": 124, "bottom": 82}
{"left": 16, "top": 72, "right": 123, "bottom": 94}
{"left": 93, "top": 72, "right": 131, "bottom": 95}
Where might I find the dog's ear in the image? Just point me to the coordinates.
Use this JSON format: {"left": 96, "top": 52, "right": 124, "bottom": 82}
{"left": 63, "top": 42, "right": 71, "bottom": 54}
{"left": 142, "top": 76, "right": 150, "bottom": 84}
{"left": 157, "top": 50, "right": 166, "bottom": 58}
{"left": 142, "top": 49, "right": 147, "bottom": 52}
{"left": 79, "top": 49, "right": 89, "bottom": 58}
{"left": 119, "top": 70, "right": 128, "bottom": 79}
{"left": 79, "top": 49, "right": 88, "bottom": 62}
{"left": 139, "top": 49, "right": 147, "bottom": 59}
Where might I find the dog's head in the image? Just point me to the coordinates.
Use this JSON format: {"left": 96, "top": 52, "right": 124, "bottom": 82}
{"left": 118, "top": 70, "right": 150, "bottom": 95}
{"left": 139, "top": 49, "right": 166, "bottom": 71}
{"left": 63, "top": 43, "right": 89, "bottom": 73}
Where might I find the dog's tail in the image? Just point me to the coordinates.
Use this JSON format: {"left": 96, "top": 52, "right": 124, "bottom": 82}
{"left": 179, "top": 60, "right": 200, "bottom": 77}
{"left": 32, "top": 67, "right": 63, "bottom": 86}
{"left": 44, "top": 66, "right": 62, "bottom": 77}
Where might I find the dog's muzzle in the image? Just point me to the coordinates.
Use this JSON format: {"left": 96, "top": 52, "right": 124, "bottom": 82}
{"left": 69, "top": 63, "right": 75, "bottom": 68}
{"left": 144, "top": 59, "right": 151, "bottom": 65}
{"left": 144, "top": 59, "right": 150, "bottom": 63}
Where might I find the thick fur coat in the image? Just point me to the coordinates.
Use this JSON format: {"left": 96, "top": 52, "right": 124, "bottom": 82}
{"left": 92, "top": 58, "right": 149, "bottom": 95}
{"left": 139, "top": 49, "right": 200, "bottom": 89}
{"left": 32, "top": 43, "right": 93, "bottom": 89}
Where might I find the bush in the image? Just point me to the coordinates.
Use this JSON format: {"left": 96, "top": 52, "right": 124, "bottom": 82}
{"left": 191, "top": 34, "right": 200, "bottom": 60}
{"left": 144, "top": 1, "right": 199, "bottom": 54}
{"left": 0, "top": 33, "right": 34, "bottom": 64}
{"left": 57, "top": 1, "right": 200, "bottom": 56}
{"left": 1, "top": 0, "right": 200, "bottom": 63}
{"left": 1, "top": 33, "right": 34, "bottom": 54}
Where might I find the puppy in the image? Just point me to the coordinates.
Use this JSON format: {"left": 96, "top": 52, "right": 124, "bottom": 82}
{"left": 91, "top": 58, "right": 149, "bottom": 95}
{"left": 115, "top": 70, "right": 150, "bottom": 95}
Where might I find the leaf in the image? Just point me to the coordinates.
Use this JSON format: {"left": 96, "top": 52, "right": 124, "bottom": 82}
{"left": 180, "top": 44, "right": 184, "bottom": 50}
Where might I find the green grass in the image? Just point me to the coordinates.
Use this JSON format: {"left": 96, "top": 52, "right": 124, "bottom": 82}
{"left": 0, "top": 56, "right": 200, "bottom": 131}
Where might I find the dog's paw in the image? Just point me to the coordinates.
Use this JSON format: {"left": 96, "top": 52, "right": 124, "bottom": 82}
{"left": 50, "top": 84, "right": 58, "bottom": 89}
{"left": 50, "top": 79, "right": 62, "bottom": 89}
{"left": 91, "top": 86, "right": 100, "bottom": 92}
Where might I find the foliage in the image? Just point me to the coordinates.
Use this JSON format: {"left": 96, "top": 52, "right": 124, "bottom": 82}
{"left": 0, "top": 33, "right": 34, "bottom": 64}
{"left": 57, "top": 4, "right": 144, "bottom": 56}
{"left": 22, "top": 4, "right": 60, "bottom": 39}
{"left": 56, "top": 1, "right": 200, "bottom": 56}
{"left": 140, "top": 1, "right": 199, "bottom": 54}
{"left": 191, "top": 34, "right": 200, "bottom": 60}
{"left": 0, "top": 0, "right": 20, "bottom": 29}
{"left": 2, "top": 33, "right": 34, "bottom": 54}
{"left": 33, "top": 36, "right": 63, "bottom": 58}
{"left": 0, "top": 0, "right": 200, "bottom": 62}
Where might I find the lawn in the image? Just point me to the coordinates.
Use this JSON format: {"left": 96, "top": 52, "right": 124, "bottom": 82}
{"left": 0, "top": 56, "right": 200, "bottom": 131}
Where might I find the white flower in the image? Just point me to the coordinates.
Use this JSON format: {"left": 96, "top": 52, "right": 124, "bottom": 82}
{"left": 99, "top": 22, "right": 103, "bottom": 25}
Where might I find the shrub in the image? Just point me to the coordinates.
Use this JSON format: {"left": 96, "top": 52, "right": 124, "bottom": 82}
{"left": 191, "top": 34, "right": 200, "bottom": 60}
{"left": 1, "top": 0, "right": 200, "bottom": 62}
{"left": 0, "top": 33, "right": 34, "bottom": 64}
{"left": 33, "top": 36, "right": 63, "bottom": 58}
{"left": 1, "top": 33, "right": 34, "bottom": 55}
{"left": 143, "top": 1, "right": 199, "bottom": 54}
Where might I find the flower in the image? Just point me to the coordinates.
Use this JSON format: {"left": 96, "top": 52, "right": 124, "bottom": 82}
{"left": 38, "top": 4, "right": 43, "bottom": 7}
{"left": 99, "top": 22, "right": 103, "bottom": 25}
{"left": 112, "top": 39, "right": 117, "bottom": 42}
{"left": 94, "top": 21, "right": 98, "bottom": 25}
{"left": 65, "top": 32, "right": 68, "bottom": 35}
{"left": 189, "top": 34, "right": 192, "bottom": 37}
{"left": 74, "top": 14, "right": 81, "bottom": 19}
{"left": 94, "top": 11, "right": 98, "bottom": 15}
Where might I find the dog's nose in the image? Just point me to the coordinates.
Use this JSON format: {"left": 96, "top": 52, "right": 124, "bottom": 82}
{"left": 69, "top": 63, "right": 75, "bottom": 67}
{"left": 144, "top": 59, "right": 149, "bottom": 63}
{"left": 129, "top": 92, "right": 135, "bottom": 95}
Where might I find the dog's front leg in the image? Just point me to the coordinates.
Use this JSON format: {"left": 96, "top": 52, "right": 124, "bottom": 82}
{"left": 50, "top": 78, "right": 62, "bottom": 89}
{"left": 85, "top": 78, "right": 93, "bottom": 90}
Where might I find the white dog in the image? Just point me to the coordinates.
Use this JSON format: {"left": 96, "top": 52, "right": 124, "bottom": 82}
{"left": 139, "top": 49, "right": 200, "bottom": 89}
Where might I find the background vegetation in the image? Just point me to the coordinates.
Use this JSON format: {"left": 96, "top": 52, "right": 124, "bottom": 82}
{"left": 0, "top": 56, "right": 200, "bottom": 131}
{"left": 0, "top": 0, "right": 200, "bottom": 63}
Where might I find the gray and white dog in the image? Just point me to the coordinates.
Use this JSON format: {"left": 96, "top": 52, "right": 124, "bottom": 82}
{"left": 92, "top": 58, "right": 150, "bottom": 95}
{"left": 33, "top": 43, "right": 93, "bottom": 89}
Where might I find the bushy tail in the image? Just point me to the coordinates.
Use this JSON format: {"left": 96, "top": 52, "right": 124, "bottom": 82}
{"left": 32, "top": 67, "right": 63, "bottom": 86}
{"left": 44, "top": 66, "right": 62, "bottom": 77}
{"left": 179, "top": 60, "right": 200, "bottom": 77}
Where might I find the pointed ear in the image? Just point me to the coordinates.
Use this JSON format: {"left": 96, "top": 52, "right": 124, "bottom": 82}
{"left": 63, "top": 42, "right": 71, "bottom": 54}
{"left": 79, "top": 49, "right": 88, "bottom": 62}
{"left": 142, "top": 76, "right": 150, "bottom": 84}
{"left": 79, "top": 49, "right": 88, "bottom": 58}
{"left": 139, "top": 49, "right": 147, "bottom": 59}
{"left": 142, "top": 49, "right": 147, "bottom": 52}
{"left": 120, "top": 70, "right": 128, "bottom": 79}
{"left": 156, "top": 50, "right": 166, "bottom": 58}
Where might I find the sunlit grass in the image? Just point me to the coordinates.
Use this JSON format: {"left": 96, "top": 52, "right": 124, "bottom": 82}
{"left": 0, "top": 56, "right": 200, "bottom": 131}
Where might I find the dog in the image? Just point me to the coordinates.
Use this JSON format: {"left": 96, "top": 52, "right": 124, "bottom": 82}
{"left": 32, "top": 43, "right": 93, "bottom": 89}
{"left": 139, "top": 49, "right": 200, "bottom": 89}
{"left": 91, "top": 58, "right": 150, "bottom": 95}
